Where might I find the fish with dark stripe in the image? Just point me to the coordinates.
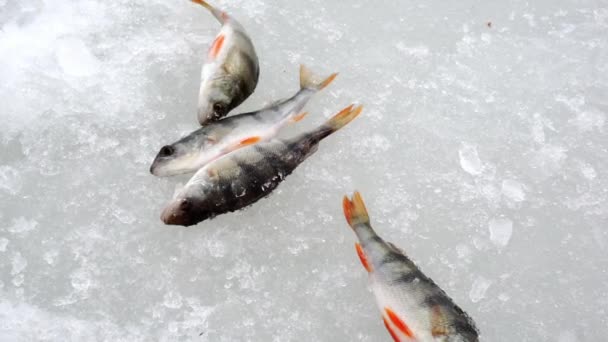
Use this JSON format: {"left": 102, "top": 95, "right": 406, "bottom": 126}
{"left": 342, "top": 192, "right": 479, "bottom": 341}
{"left": 160, "top": 105, "right": 363, "bottom": 226}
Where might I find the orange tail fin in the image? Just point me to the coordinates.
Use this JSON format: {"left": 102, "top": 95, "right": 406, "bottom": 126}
{"left": 342, "top": 191, "right": 370, "bottom": 228}
{"left": 299, "top": 65, "right": 338, "bottom": 90}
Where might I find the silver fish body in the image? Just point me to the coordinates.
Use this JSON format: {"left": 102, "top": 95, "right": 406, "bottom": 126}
{"left": 160, "top": 105, "right": 362, "bottom": 226}
{"left": 342, "top": 192, "right": 479, "bottom": 342}
{"left": 150, "top": 66, "right": 337, "bottom": 177}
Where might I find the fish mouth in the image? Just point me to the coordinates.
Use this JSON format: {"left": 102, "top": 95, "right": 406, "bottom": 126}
{"left": 160, "top": 204, "right": 188, "bottom": 226}
{"left": 149, "top": 162, "right": 170, "bottom": 177}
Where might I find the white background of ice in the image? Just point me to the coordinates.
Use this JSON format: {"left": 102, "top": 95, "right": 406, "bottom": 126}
{"left": 1, "top": 0, "right": 607, "bottom": 341}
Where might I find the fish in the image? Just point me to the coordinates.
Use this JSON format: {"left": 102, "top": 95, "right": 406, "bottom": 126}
{"left": 150, "top": 65, "right": 337, "bottom": 177}
{"left": 191, "top": 0, "right": 259, "bottom": 125}
{"left": 160, "top": 104, "right": 363, "bottom": 226}
{"left": 342, "top": 192, "right": 479, "bottom": 342}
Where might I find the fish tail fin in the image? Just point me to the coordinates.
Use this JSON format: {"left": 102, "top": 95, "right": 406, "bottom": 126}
{"left": 309, "top": 104, "right": 362, "bottom": 142}
{"left": 191, "top": 0, "right": 227, "bottom": 23}
{"left": 342, "top": 191, "right": 370, "bottom": 228}
{"left": 299, "top": 64, "right": 338, "bottom": 91}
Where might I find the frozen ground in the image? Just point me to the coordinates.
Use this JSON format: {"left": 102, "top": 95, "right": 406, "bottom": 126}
{"left": 1, "top": 0, "right": 607, "bottom": 341}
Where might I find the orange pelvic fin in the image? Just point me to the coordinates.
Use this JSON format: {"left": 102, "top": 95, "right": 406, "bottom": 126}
{"left": 208, "top": 34, "right": 225, "bottom": 60}
{"left": 383, "top": 317, "right": 401, "bottom": 342}
{"left": 385, "top": 307, "right": 415, "bottom": 339}
{"left": 355, "top": 243, "right": 372, "bottom": 272}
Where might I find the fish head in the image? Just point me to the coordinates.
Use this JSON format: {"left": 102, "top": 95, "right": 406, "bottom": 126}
{"left": 160, "top": 195, "right": 214, "bottom": 227}
{"left": 197, "top": 80, "right": 236, "bottom": 125}
{"left": 150, "top": 142, "right": 204, "bottom": 177}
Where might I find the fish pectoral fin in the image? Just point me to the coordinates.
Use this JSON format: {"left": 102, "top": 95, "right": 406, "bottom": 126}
{"left": 430, "top": 305, "right": 449, "bottom": 337}
{"left": 237, "top": 136, "right": 261, "bottom": 147}
{"left": 290, "top": 112, "right": 308, "bottom": 124}
{"left": 355, "top": 243, "right": 372, "bottom": 272}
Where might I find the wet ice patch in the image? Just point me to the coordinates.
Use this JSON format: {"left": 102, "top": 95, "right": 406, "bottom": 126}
{"left": 488, "top": 218, "right": 513, "bottom": 248}
{"left": 458, "top": 143, "right": 483, "bottom": 175}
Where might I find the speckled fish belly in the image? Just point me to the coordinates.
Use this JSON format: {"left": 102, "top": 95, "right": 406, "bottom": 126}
{"left": 342, "top": 192, "right": 479, "bottom": 342}
{"left": 191, "top": 0, "right": 259, "bottom": 125}
{"left": 160, "top": 104, "right": 363, "bottom": 226}
{"left": 150, "top": 65, "right": 337, "bottom": 177}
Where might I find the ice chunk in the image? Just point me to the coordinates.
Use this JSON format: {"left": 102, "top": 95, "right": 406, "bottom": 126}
{"left": 0, "top": 166, "right": 22, "bottom": 195}
{"left": 163, "top": 291, "right": 183, "bottom": 309}
{"left": 55, "top": 38, "right": 101, "bottom": 77}
{"left": 12, "top": 274, "right": 24, "bottom": 287}
{"left": 11, "top": 252, "right": 27, "bottom": 275}
{"left": 0, "top": 238, "right": 9, "bottom": 252}
{"left": 70, "top": 269, "right": 92, "bottom": 292}
{"left": 488, "top": 218, "right": 513, "bottom": 247}
{"left": 43, "top": 250, "right": 59, "bottom": 265}
{"left": 469, "top": 276, "right": 491, "bottom": 303}
{"left": 580, "top": 163, "right": 597, "bottom": 180}
{"left": 458, "top": 143, "right": 482, "bottom": 175}
{"left": 501, "top": 179, "right": 526, "bottom": 202}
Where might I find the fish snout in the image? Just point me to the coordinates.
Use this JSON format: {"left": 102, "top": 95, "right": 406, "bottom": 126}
{"left": 160, "top": 198, "right": 195, "bottom": 226}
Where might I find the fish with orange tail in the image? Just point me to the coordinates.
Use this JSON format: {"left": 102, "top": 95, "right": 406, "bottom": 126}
{"left": 161, "top": 104, "right": 362, "bottom": 226}
{"left": 342, "top": 192, "right": 479, "bottom": 342}
{"left": 191, "top": 0, "right": 259, "bottom": 125}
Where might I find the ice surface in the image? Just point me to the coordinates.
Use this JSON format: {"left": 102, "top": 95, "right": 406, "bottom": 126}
{"left": 1, "top": 0, "right": 608, "bottom": 341}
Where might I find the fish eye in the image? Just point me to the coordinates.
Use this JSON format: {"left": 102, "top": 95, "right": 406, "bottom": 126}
{"left": 159, "top": 145, "right": 174, "bottom": 157}
{"left": 212, "top": 103, "right": 226, "bottom": 115}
